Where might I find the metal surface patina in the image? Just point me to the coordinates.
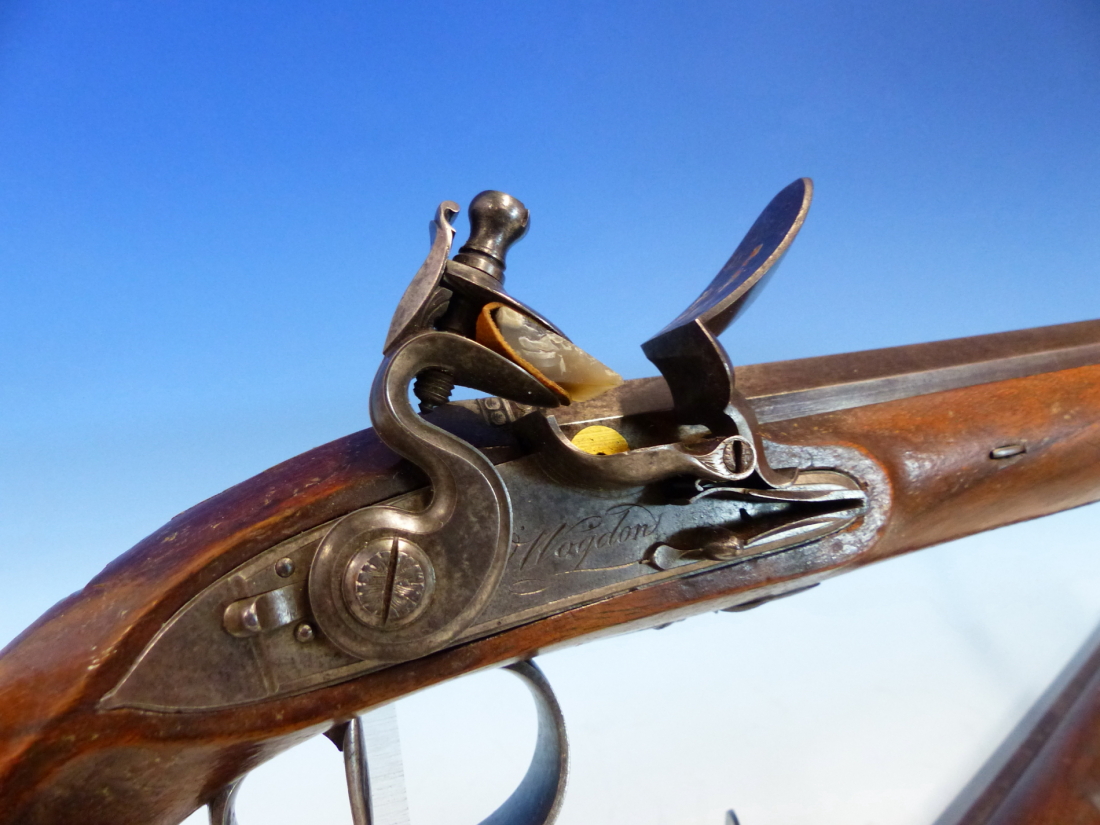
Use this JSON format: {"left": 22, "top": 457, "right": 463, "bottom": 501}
{"left": 67, "top": 182, "right": 1100, "bottom": 825}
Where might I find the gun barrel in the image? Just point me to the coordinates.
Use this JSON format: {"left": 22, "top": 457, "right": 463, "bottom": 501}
{"left": 744, "top": 318, "right": 1100, "bottom": 423}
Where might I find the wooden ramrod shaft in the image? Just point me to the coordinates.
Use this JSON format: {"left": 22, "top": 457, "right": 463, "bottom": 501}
{"left": 935, "top": 618, "right": 1100, "bottom": 824}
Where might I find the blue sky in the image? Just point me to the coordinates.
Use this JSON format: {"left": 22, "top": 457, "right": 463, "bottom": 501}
{"left": 2, "top": 2, "right": 1100, "bottom": 823}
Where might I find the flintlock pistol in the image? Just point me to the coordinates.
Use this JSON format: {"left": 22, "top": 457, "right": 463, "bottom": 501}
{"left": 2, "top": 180, "right": 1100, "bottom": 825}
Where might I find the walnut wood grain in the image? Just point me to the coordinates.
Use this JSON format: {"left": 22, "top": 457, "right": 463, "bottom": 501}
{"left": 2, "top": 364, "right": 1100, "bottom": 824}
{"left": 929, "top": 621, "right": 1100, "bottom": 825}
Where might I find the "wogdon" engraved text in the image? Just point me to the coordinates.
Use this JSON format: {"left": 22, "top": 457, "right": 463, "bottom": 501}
{"left": 513, "top": 504, "right": 662, "bottom": 572}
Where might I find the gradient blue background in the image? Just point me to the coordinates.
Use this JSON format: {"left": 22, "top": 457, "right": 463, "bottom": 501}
{"left": 2, "top": 2, "right": 1100, "bottom": 823}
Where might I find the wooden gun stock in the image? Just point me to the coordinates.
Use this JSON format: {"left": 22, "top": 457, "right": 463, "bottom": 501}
{"left": 2, "top": 321, "right": 1100, "bottom": 825}
{"left": 936, "top": 619, "right": 1100, "bottom": 825}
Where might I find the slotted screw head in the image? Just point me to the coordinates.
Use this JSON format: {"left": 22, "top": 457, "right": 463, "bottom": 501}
{"left": 342, "top": 537, "right": 435, "bottom": 629}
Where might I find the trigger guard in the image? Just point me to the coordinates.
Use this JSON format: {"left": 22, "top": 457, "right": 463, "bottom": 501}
{"left": 207, "top": 660, "right": 569, "bottom": 825}
{"left": 479, "top": 661, "right": 570, "bottom": 825}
